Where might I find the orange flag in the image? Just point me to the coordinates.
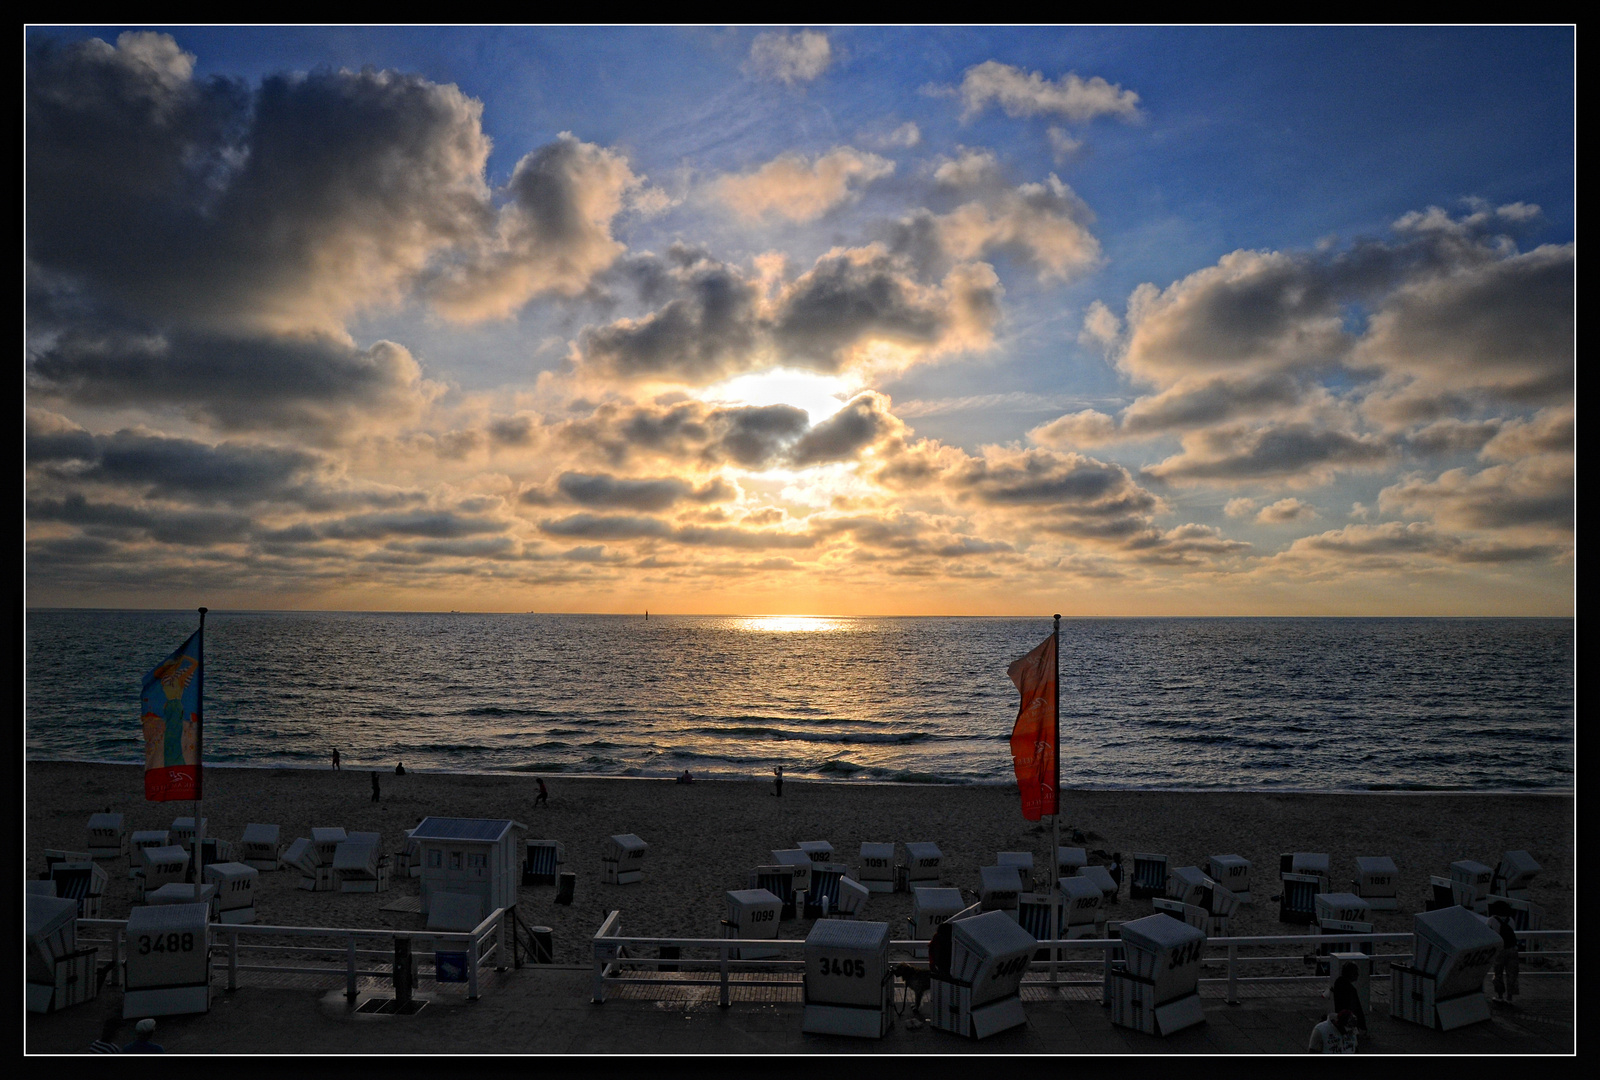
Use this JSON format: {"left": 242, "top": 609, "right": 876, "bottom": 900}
{"left": 1007, "top": 631, "right": 1058, "bottom": 821}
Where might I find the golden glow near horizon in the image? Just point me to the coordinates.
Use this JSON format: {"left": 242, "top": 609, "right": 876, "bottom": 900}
{"left": 730, "top": 615, "right": 853, "bottom": 633}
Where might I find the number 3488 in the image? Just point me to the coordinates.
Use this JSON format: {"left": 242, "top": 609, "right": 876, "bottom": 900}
{"left": 137, "top": 932, "right": 196, "bottom": 955}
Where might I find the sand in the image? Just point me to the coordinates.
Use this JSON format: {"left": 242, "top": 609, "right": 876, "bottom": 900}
{"left": 26, "top": 761, "right": 1573, "bottom": 965}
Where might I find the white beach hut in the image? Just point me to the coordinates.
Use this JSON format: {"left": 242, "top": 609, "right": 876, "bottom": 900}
{"left": 26, "top": 892, "right": 98, "bottom": 1014}
{"left": 798, "top": 840, "right": 834, "bottom": 864}
{"left": 1391, "top": 906, "right": 1499, "bottom": 1030}
{"left": 1354, "top": 856, "right": 1399, "bottom": 910}
{"left": 413, "top": 817, "right": 527, "bottom": 917}
{"left": 240, "top": 824, "right": 283, "bottom": 871}
{"left": 996, "top": 851, "right": 1034, "bottom": 891}
{"left": 1207, "top": 854, "right": 1252, "bottom": 904}
{"left": 1492, "top": 850, "right": 1540, "bottom": 901}
{"left": 1129, "top": 853, "right": 1168, "bottom": 900}
{"left": 930, "top": 908, "right": 1035, "bottom": 1039}
{"left": 602, "top": 833, "right": 648, "bottom": 885}
{"left": 202, "top": 861, "right": 258, "bottom": 923}
{"left": 902, "top": 842, "right": 943, "bottom": 887}
{"left": 138, "top": 844, "right": 191, "bottom": 900}
{"left": 1109, "top": 912, "right": 1207, "bottom": 1036}
{"left": 86, "top": 813, "right": 127, "bottom": 859}
{"left": 978, "top": 864, "right": 1021, "bottom": 915}
{"left": 857, "top": 842, "right": 895, "bottom": 893}
{"left": 123, "top": 901, "right": 211, "bottom": 1018}
{"left": 771, "top": 849, "right": 814, "bottom": 894}
{"left": 723, "top": 888, "right": 783, "bottom": 959}
{"left": 801, "top": 919, "right": 892, "bottom": 1038}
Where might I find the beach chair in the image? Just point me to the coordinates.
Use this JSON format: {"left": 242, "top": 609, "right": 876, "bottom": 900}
{"left": 902, "top": 842, "right": 943, "bottom": 888}
{"left": 42, "top": 849, "right": 92, "bottom": 879}
{"left": 771, "top": 849, "right": 814, "bottom": 895}
{"left": 1075, "top": 864, "right": 1119, "bottom": 904}
{"left": 138, "top": 845, "right": 191, "bottom": 901}
{"left": 748, "top": 865, "right": 798, "bottom": 920}
{"left": 170, "top": 817, "right": 207, "bottom": 851}
{"left": 978, "top": 865, "right": 1021, "bottom": 916}
{"left": 240, "top": 824, "right": 283, "bottom": 871}
{"left": 123, "top": 902, "right": 211, "bottom": 1018}
{"left": 602, "top": 834, "right": 647, "bottom": 885}
{"left": 1107, "top": 913, "right": 1207, "bottom": 1036}
{"left": 1167, "top": 866, "right": 1212, "bottom": 907}
{"left": 801, "top": 919, "right": 893, "bottom": 1038}
{"left": 1425, "top": 876, "right": 1455, "bottom": 911}
{"left": 1315, "top": 893, "right": 1374, "bottom": 957}
{"left": 804, "top": 862, "right": 850, "bottom": 918}
{"left": 86, "top": 813, "right": 127, "bottom": 859}
{"left": 798, "top": 840, "right": 834, "bottom": 864}
{"left": 1279, "top": 872, "right": 1320, "bottom": 925}
{"left": 202, "top": 862, "right": 258, "bottom": 923}
{"left": 1353, "top": 856, "right": 1399, "bottom": 910}
{"left": 284, "top": 838, "right": 335, "bottom": 891}
{"left": 1129, "top": 853, "right": 1168, "bottom": 900}
{"left": 1391, "top": 907, "right": 1498, "bottom": 1030}
{"left": 1207, "top": 854, "right": 1252, "bottom": 904}
{"left": 333, "top": 836, "right": 387, "bottom": 893}
{"left": 26, "top": 893, "right": 98, "bottom": 1014}
{"left": 147, "top": 882, "right": 220, "bottom": 921}
{"left": 723, "top": 888, "right": 783, "bottom": 959}
{"left": 395, "top": 828, "right": 422, "bottom": 878}
{"left": 857, "top": 843, "right": 895, "bottom": 893}
{"left": 312, "top": 828, "right": 348, "bottom": 866}
{"left": 49, "top": 861, "right": 108, "bottom": 918}
{"left": 1492, "top": 851, "right": 1540, "bottom": 901}
{"left": 1280, "top": 852, "right": 1330, "bottom": 892}
{"left": 1016, "top": 892, "right": 1065, "bottom": 959}
{"left": 909, "top": 887, "right": 967, "bottom": 956}
{"left": 1057, "top": 846, "right": 1088, "bottom": 876}
{"left": 523, "top": 840, "right": 564, "bottom": 885}
{"left": 833, "top": 876, "right": 870, "bottom": 919}
{"left": 1448, "top": 860, "right": 1494, "bottom": 913}
{"left": 929, "top": 910, "right": 1036, "bottom": 1039}
{"left": 129, "top": 831, "right": 170, "bottom": 878}
{"left": 997, "top": 851, "right": 1034, "bottom": 891}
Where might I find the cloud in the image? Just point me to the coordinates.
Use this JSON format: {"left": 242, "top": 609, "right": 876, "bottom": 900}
{"left": 552, "top": 471, "right": 736, "bottom": 511}
{"left": 922, "top": 174, "right": 1100, "bottom": 282}
{"left": 428, "top": 134, "right": 648, "bottom": 321}
{"left": 1479, "top": 406, "right": 1573, "bottom": 462}
{"left": 933, "top": 148, "right": 1004, "bottom": 190}
{"left": 744, "top": 30, "right": 832, "bottom": 85}
{"left": 1377, "top": 457, "right": 1573, "bottom": 533}
{"left": 790, "top": 392, "right": 905, "bottom": 465}
{"left": 1255, "top": 497, "right": 1318, "bottom": 524}
{"left": 1143, "top": 423, "right": 1393, "bottom": 486}
{"left": 1027, "top": 410, "right": 1117, "bottom": 448}
{"left": 714, "top": 147, "right": 894, "bottom": 223}
{"left": 1276, "top": 521, "right": 1562, "bottom": 568}
{"left": 1078, "top": 300, "right": 1121, "bottom": 349}
{"left": 1224, "top": 497, "right": 1256, "bottom": 518}
{"left": 553, "top": 399, "right": 811, "bottom": 469}
{"left": 953, "top": 61, "right": 1141, "bottom": 123}
{"left": 1047, "top": 126, "right": 1082, "bottom": 162}
{"left": 868, "top": 122, "right": 921, "bottom": 149}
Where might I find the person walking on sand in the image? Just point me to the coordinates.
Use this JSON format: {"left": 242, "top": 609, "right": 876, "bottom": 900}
{"left": 773, "top": 765, "right": 783, "bottom": 797}
{"left": 534, "top": 777, "right": 549, "bottom": 808}
{"left": 331, "top": 748, "right": 340, "bottom": 772}
{"left": 371, "top": 771, "right": 380, "bottom": 803}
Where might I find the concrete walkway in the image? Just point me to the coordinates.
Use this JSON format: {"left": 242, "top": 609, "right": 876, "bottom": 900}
{"left": 26, "top": 966, "right": 1573, "bottom": 1055}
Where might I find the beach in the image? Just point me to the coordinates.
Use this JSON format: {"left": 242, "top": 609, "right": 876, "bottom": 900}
{"left": 26, "top": 761, "right": 1573, "bottom": 962}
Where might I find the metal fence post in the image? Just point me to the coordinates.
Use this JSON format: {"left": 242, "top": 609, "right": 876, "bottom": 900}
{"left": 496, "top": 912, "right": 508, "bottom": 973}
{"left": 228, "top": 929, "right": 239, "bottom": 991}
{"left": 467, "top": 934, "right": 480, "bottom": 1001}
{"left": 346, "top": 938, "right": 358, "bottom": 1000}
{"left": 1226, "top": 942, "right": 1239, "bottom": 1005}
{"left": 719, "top": 942, "right": 730, "bottom": 1008}
{"left": 111, "top": 926, "right": 123, "bottom": 989}
{"left": 593, "top": 939, "right": 605, "bottom": 1004}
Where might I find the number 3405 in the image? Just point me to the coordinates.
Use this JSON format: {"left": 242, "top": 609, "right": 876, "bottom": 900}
{"left": 137, "top": 932, "right": 196, "bottom": 955}
{"left": 817, "top": 956, "right": 867, "bottom": 978}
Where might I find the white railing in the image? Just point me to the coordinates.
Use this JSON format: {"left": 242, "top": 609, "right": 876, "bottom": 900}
{"left": 590, "top": 913, "right": 1574, "bottom": 1007}
{"left": 76, "top": 908, "right": 510, "bottom": 1002}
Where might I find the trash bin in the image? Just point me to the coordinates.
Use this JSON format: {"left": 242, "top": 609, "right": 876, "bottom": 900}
{"left": 530, "top": 926, "right": 554, "bottom": 964}
{"left": 658, "top": 945, "right": 679, "bottom": 973}
{"left": 555, "top": 872, "right": 576, "bottom": 905}
{"left": 435, "top": 951, "right": 469, "bottom": 983}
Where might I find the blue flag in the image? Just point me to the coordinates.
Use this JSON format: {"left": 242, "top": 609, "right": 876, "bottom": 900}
{"left": 140, "top": 630, "right": 202, "bottom": 801}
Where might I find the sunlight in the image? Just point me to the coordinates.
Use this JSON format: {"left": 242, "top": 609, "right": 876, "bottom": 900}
{"left": 732, "top": 615, "right": 850, "bottom": 633}
{"left": 699, "top": 368, "right": 852, "bottom": 423}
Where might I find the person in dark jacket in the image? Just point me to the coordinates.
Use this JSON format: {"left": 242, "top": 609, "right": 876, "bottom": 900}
{"left": 1489, "top": 900, "right": 1520, "bottom": 1004}
{"left": 123, "top": 1018, "right": 163, "bottom": 1053}
{"left": 370, "top": 771, "right": 381, "bottom": 802}
{"left": 1331, "top": 962, "right": 1367, "bottom": 1032}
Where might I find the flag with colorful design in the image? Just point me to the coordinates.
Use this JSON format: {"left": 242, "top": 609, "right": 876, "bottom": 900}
{"left": 140, "top": 630, "right": 203, "bottom": 801}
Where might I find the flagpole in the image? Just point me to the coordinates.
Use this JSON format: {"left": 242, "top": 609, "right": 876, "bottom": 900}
{"left": 194, "top": 607, "right": 207, "bottom": 892}
{"left": 1050, "top": 612, "right": 1061, "bottom": 985}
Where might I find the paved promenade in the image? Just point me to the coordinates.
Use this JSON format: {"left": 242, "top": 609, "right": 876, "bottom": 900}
{"left": 26, "top": 965, "right": 1572, "bottom": 1055}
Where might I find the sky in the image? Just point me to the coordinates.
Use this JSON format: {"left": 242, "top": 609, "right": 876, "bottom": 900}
{"left": 23, "top": 26, "right": 1575, "bottom": 616}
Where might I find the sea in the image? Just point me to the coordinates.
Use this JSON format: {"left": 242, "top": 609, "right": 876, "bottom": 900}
{"left": 22, "top": 611, "right": 1575, "bottom": 792}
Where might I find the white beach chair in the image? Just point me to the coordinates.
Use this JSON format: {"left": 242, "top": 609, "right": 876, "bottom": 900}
{"left": 312, "top": 828, "right": 348, "bottom": 866}
{"left": 748, "top": 865, "right": 798, "bottom": 920}
{"left": 1166, "top": 866, "right": 1212, "bottom": 907}
{"left": 122, "top": 902, "right": 210, "bottom": 1018}
{"left": 1449, "top": 860, "right": 1494, "bottom": 913}
{"left": 86, "top": 813, "right": 127, "bottom": 859}
{"left": 602, "top": 834, "right": 647, "bottom": 885}
{"left": 1390, "top": 906, "right": 1498, "bottom": 1030}
{"left": 771, "top": 849, "right": 814, "bottom": 894}
{"left": 1491, "top": 851, "right": 1540, "bottom": 902}
{"left": 1108, "top": 912, "right": 1207, "bottom": 1036}
{"left": 1075, "top": 864, "right": 1120, "bottom": 904}
{"left": 1057, "top": 846, "right": 1088, "bottom": 875}
{"left": 798, "top": 840, "right": 834, "bottom": 864}
{"left": 1129, "top": 853, "right": 1168, "bottom": 900}
{"left": 333, "top": 836, "right": 386, "bottom": 892}
{"left": 49, "top": 861, "right": 109, "bottom": 918}
{"left": 909, "top": 886, "right": 967, "bottom": 952}
{"left": 202, "top": 861, "right": 259, "bottom": 923}
{"left": 138, "top": 845, "right": 191, "bottom": 901}
{"left": 26, "top": 892, "right": 98, "bottom": 1014}
{"left": 723, "top": 888, "right": 783, "bottom": 958}
{"left": 833, "top": 876, "right": 870, "bottom": 919}
{"left": 997, "top": 851, "right": 1034, "bottom": 891}
{"left": 129, "top": 831, "right": 170, "bottom": 878}
{"left": 1207, "top": 854, "right": 1252, "bottom": 904}
{"left": 240, "top": 824, "right": 283, "bottom": 871}
{"left": 1353, "top": 856, "right": 1399, "bottom": 910}
{"left": 801, "top": 919, "right": 892, "bottom": 1038}
{"left": 1280, "top": 852, "right": 1330, "bottom": 892}
{"left": 978, "top": 864, "right": 1021, "bottom": 915}
{"left": 902, "top": 842, "right": 943, "bottom": 887}
{"left": 929, "top": 909, "right": 1036, "bottom": 1039}
{"left": 856, "top": 843, "right": 895, "bottom": 893}
{"left": 1279, "top": 873, "right": 1321, "bottom": 925}
{"left": 147, "top": 882, "right": 220, "bottom": 922}
{"left": 523, "top": 840, "right": 564, "bottom": 885}
{"left": 804, "top": 862, "right": 851, "bottom": 918}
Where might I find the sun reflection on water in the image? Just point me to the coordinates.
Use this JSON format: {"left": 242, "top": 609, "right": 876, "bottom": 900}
{"left": 732, "top": 615, "right": 850, "bottom": 634}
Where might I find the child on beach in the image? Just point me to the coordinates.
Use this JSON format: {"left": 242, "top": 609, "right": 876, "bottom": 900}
{"left": 773, "top": 765, "right": 783, "bottom": 797}
{"left": 534, "top": 778, "right": 549, "bottom": 807}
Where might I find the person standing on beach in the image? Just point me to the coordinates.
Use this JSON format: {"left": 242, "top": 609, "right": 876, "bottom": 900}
{"left": 371, "top": 771, "right": 380, "bottom": 803}
{"left": 534, "top": 777, "right": 549, "bottom": 808}
{"left": 1330, "top": 962, "right": 1367, "bottom": 1032}
{"left": 332, "top": 748, "right": 340, "bottom": 772}
{"left": 1489, "top": 901, "right": 1520, "bottom": 1005}
{"left": 773, "top": 765, "right": 783, "bottom": 797}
